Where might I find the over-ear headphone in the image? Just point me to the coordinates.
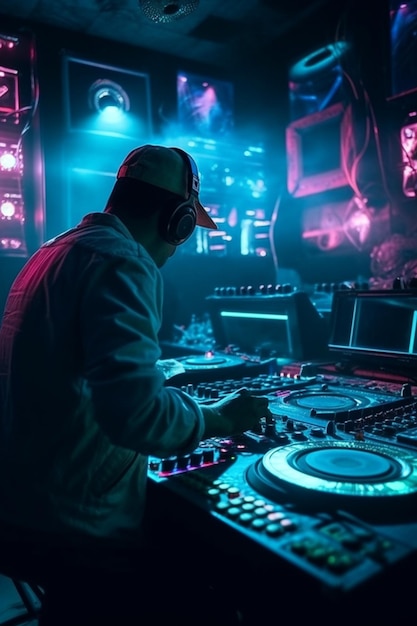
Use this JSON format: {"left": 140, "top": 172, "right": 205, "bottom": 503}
{"left": 159, "top": 148, "right": 198, "bottom": 246}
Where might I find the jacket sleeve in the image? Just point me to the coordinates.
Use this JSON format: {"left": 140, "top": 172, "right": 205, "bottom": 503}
{"left": 79, "top": 252, "right": 205, "bottom": 458}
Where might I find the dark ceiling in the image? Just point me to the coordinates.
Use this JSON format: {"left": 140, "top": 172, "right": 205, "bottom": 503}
{"left": 0, "top": 0, "right": 342, "bottom": 70}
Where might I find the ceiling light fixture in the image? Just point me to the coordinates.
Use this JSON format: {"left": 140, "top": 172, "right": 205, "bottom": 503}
{"left": 139, "top": 0, "right": 199, "bottom": 24}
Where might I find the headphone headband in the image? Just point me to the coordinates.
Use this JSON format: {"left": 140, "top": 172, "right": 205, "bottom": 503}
{"left": 171, "top": 147, "right": 200, "bottom": 197}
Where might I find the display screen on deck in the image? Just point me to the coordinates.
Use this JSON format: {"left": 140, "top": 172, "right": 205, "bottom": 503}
{"left": 217, "top": 310, "right": 291, "bottom": 356}
{"left": 328, "top": 290, "right": 417, "bottom": 364}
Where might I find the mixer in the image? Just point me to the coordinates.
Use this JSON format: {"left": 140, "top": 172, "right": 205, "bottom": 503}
{"left": 147, "top": 288, "right": 417, "bottom": 622}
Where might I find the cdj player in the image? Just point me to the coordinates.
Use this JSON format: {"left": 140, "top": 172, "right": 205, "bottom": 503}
{"left": 161, "top": 286, "right": 330, "bottom": 386}
{"left": 147, "top": 288, "right": 417, "bottom": 623}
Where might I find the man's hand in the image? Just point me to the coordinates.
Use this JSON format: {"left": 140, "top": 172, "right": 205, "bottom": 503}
{"left": 200, "top": 388, "right": 271, "bottom": 439}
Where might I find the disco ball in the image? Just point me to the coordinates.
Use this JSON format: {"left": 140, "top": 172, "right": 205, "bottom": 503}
{"left": 139, "top": 0, "right": 199, "bottom": 23}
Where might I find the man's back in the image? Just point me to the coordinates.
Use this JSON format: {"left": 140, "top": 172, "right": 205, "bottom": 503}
{"left": 0, "top": 214, "right": 150, "bottom": 540}
{"left": 0, "top": 212, "right": 204, "bottom": 541}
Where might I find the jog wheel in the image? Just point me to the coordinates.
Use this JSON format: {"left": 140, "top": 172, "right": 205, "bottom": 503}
{"left": 169, "top": 353, "right": 246, "bottom": 385}
{"left": 247, "top": 440, "right": 417, "bottom": 516}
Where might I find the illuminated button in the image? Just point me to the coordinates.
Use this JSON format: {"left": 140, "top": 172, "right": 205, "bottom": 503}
{"left": 218, "top": 483, "right": 231, "bottom": 491}
{"left": 326, "top": 553, "right": 355, "bottom": 572}
{"left": 229, "top": 498, "right": 243, "bottom": 506}
{"left": 241, "top": 503, "right": 255, "bottom": 512}
{"left": 251, "top": 518, "right": 267, "bottom": 531}
{"left": 267, "top": 511, "right": 285, "bottom": 522}
{"left": 307, "top": 547, "right": 329, "bottom": 564}
{"left": 206, "top": 488, "right": 221, "bottom": 500}
{"left": 226, "top": 507, "right": 241, "bottom": 519}
{"left": 238, "top": 513, "right": 254, "bottom": 525}
{"left": 254, "top": 507, "right": 268, "bottom": 517}
{"left": 253, "top": 499, "right": 266, "bottom": 507}
{"left": 265, "top": 523, "right": 284, "bottom": 536}
{"left": 280, "top": 518, "right": 297, "bottom": 531}
{"left": 227, "top": 487, "right": 240, "bottom": 498}
{"left": 243, "top": 496, "right": 256, "bottom": 503}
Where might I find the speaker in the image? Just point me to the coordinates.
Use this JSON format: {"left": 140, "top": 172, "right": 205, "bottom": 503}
{"left": 62, "top": 56, "right": 152, "bottom": 138}
{"left": 159, "top": 148, "right": 198, "bottom": 246}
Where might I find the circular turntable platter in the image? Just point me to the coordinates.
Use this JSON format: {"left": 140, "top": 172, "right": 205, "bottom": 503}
{"left": 284, "top": 390, "right": 361, "bottom": 412}
{"left": 247, "top": 441, "right": 417, "bottom": 513}
{"left": 171, "top": 352, "right": 246, "bottom": 384}
{"left": 178, "top": 353, "right": 245, "bottom": 370}
{"left": 178, "top": 354, "right": 242, "bottom": 369}
{"left": 269, "top": 384, "right": 395, "bottom": 421}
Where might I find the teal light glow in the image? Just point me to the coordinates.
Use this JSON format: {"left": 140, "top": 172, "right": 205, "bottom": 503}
{"left": 77, "top": 112, "right": 145, "bottom": 138}
{"left": 99, "top": 106, "right": 125, "bottom": 123}
{"left": 220, "top": 311, "right": 288, "bottom": 321}
{"left": 409, "top": 311, "right": 417, "bottom": 354}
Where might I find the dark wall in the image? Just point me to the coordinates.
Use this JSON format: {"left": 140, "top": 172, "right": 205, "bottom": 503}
{"left": 0, "top": 12, "right": 287, "bottom": 323}
{"left": 268, "top": 0, "right": 417, "bottom": 288}
{"left": 0, "top": 13, "right": 287, "bottom": 233}
{"left": 2, "top": 1, "right": 414, "bottom": 324}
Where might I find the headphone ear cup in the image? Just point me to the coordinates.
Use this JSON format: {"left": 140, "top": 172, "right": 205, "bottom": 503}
{"left": 160, "top": 201, "right": 197, "bottom": 245}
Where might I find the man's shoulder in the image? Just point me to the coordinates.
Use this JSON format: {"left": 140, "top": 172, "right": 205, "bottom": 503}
{"left": 44, "top": 213, "right": 144, "bottom": 262}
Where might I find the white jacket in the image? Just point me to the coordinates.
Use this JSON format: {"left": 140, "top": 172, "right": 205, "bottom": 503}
{"left": 0, "top": 212, "right": 204, "bottom": 543}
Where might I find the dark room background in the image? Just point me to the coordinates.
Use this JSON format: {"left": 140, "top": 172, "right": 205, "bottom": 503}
{"left": 0, "top": 0, "right": 416, "bottom": 342}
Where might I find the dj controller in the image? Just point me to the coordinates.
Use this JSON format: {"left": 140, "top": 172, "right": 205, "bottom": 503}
{"left": 147, "top": 362, "right": 417, "bottom": 621}
{"left": 147, "top": 289, "right": 417, "bottom": 622}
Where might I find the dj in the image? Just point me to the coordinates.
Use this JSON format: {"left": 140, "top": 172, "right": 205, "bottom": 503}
{"left": 0, "top": 144, "right": 270, "bottom": 624}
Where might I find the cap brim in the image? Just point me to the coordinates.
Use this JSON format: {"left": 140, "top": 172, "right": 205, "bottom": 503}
{"left": 194, "top": 200, "right": 218, "bottom": 230}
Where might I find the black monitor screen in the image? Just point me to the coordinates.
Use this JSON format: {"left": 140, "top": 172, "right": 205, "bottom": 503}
{"left": 205, "top": 291, "right": 329, "bottom": 361}
{"left": 217, "top": 310, "right": 291, "bottom": 356}
{"left": 328, "top": 290, "right": 417, "bottom": 365}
